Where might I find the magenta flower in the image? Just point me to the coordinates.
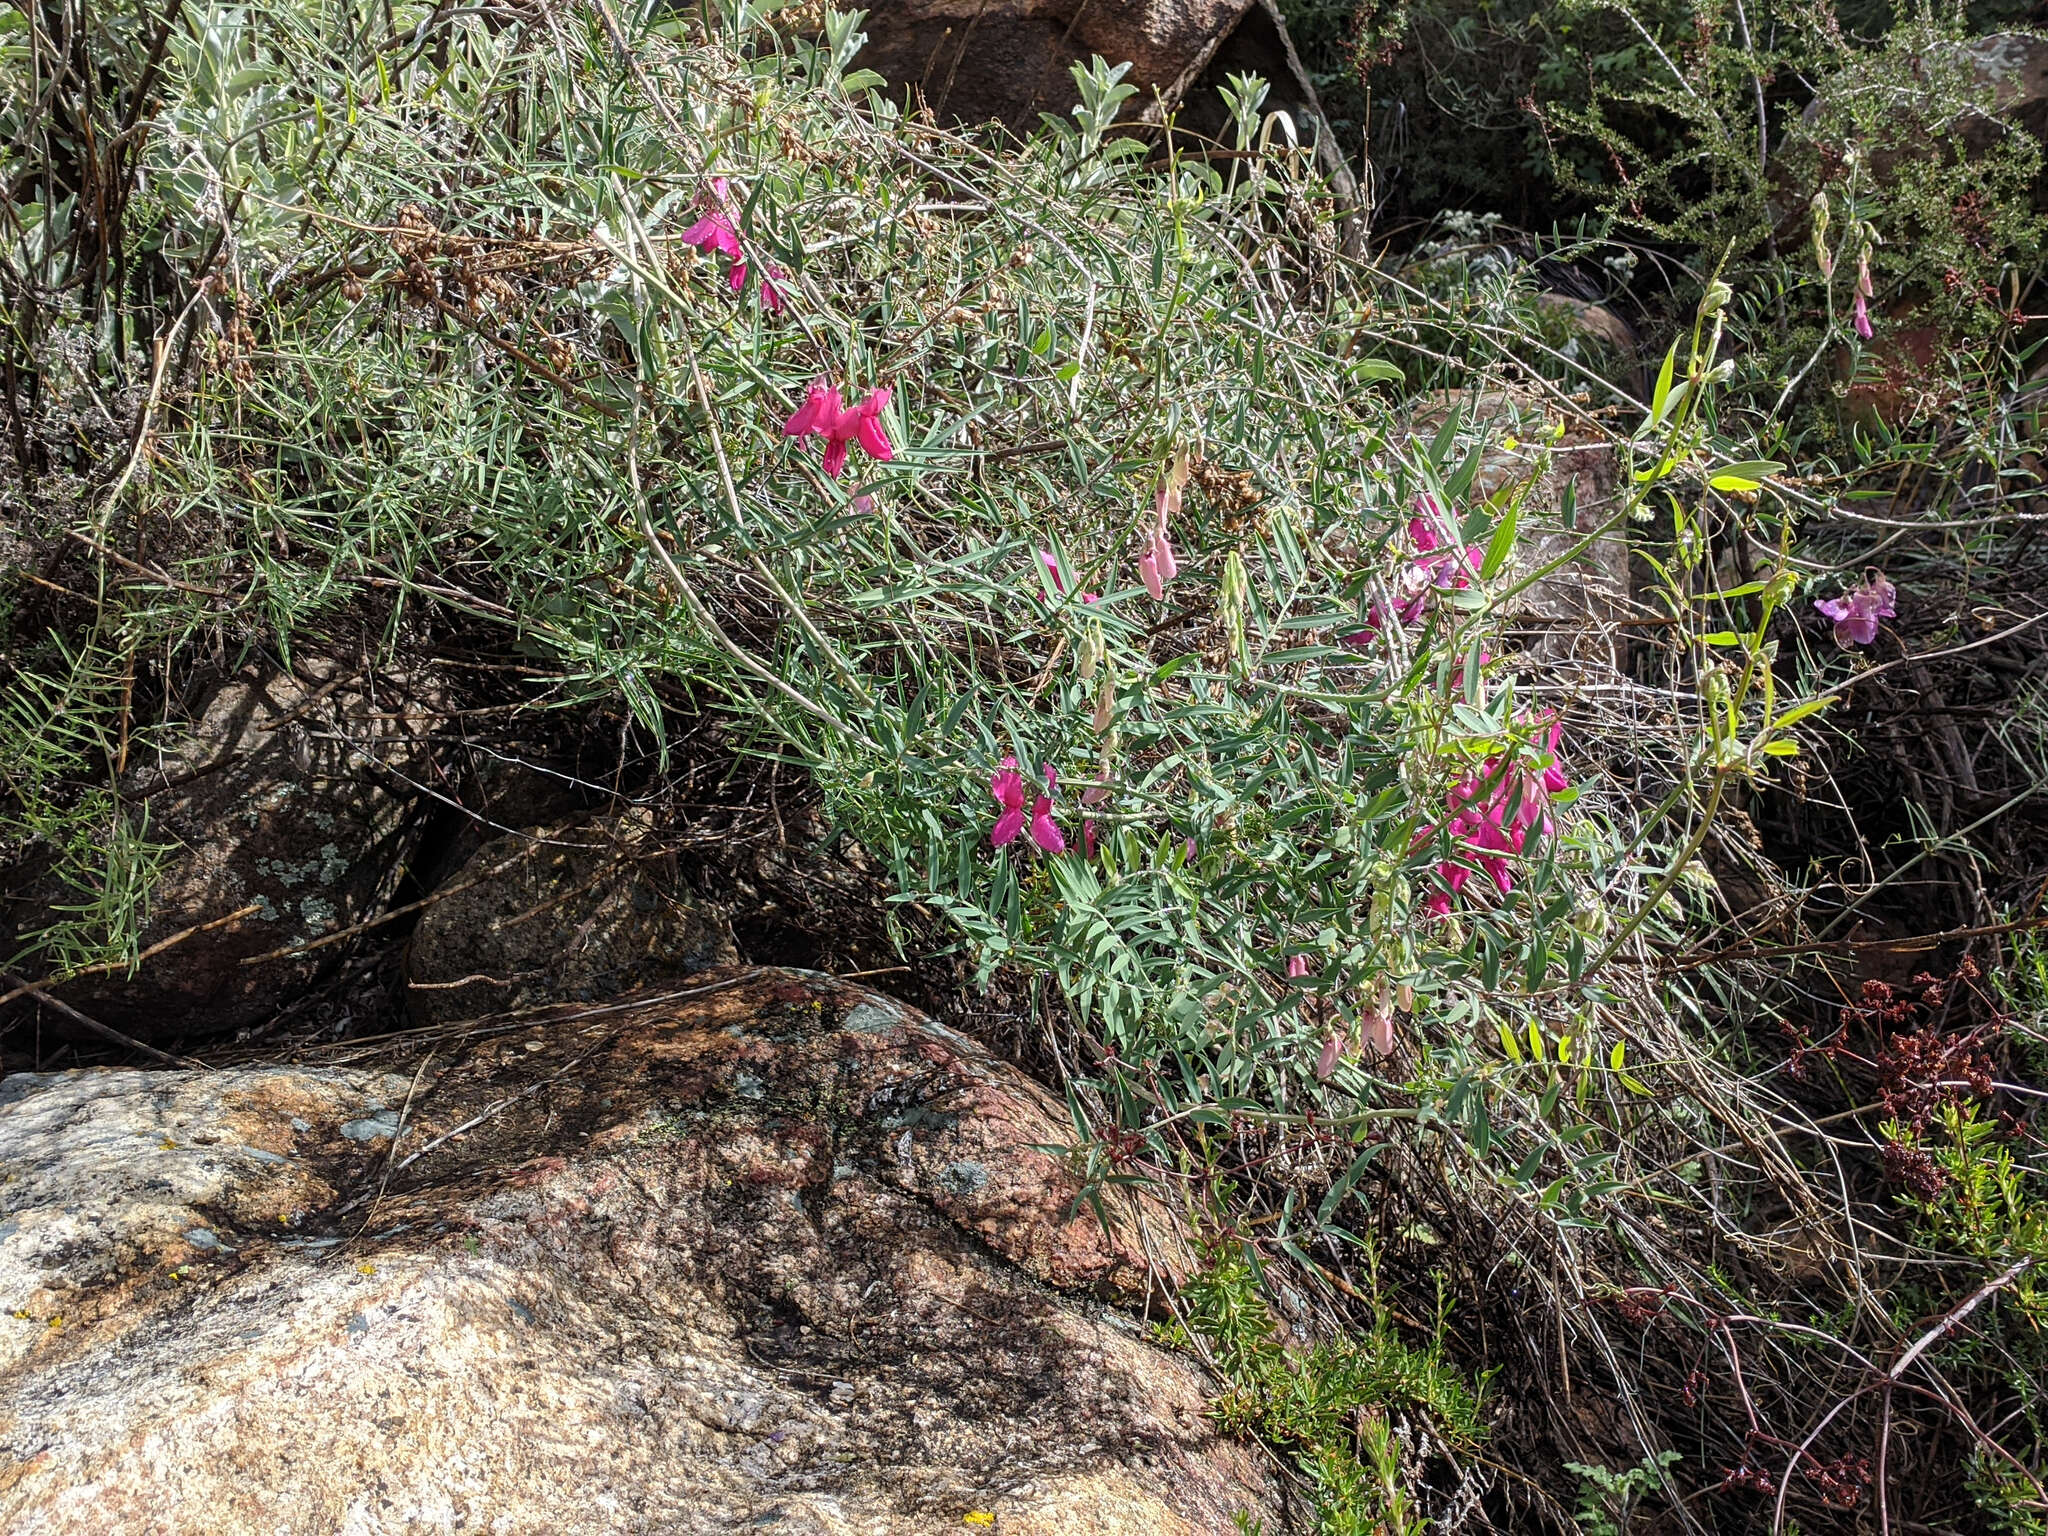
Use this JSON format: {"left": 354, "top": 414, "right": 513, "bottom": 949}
{"left": 1852, "top": 247, "right": 1874, "bottom": 340}
{"left": 1029, "top": 765, "right": 1066, "bottom": 853}
{"left": 989, "top": 756, "right": 1027, "bottom": 847}
{"left": 1344, "top": 496, "right": 1482, "bottom": 647}
{"left": 680, "top": 181, "right": 742, "bottom": 260}
{"left": 783, "top": 381, "right": 894, "bottom": 478}
{"left": 1424, "top": 721, "right": 1570, "bottom": 913}
{"left": 991, "top": 760, "right": 1066, "bottom": 852}
{"left": 1815, "top": 572, "right": 1896, "bottom": 647}
{"left": 1039, "top": 550, "right": 1099, "bottom": 604}
{"left": 682, "top": 178, "right": 786, "bottom": 312}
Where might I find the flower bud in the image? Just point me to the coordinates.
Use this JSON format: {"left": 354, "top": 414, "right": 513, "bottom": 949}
{"left": 1219, "top": 549, "right": 1249, "bottom": 664}
{"left": 1078, "top": 619, "right": 1104, "bottom": 680}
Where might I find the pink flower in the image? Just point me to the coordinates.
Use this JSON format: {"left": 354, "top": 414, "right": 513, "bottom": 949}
{"left": 1138, "top": 547, "right": 1164, "bottom": 601}
{"left": 1137, "top": 477, "right": 1179, "bottom": 600}
{"left": 1152, "top": 480, "right": 1180, "bottom": 582}
{"left": 680, "top": 181, "right": 742, "bottom": 261}
{"left": 1345, "top": 496, "right": 1483, "bottom": 648}
{"left": 1030, "top": 766, "right": 1066, "bottom": 853}
{"left": 1286, "top": 954, "right": 1313, "bottom": 979}
{"left": 1083, "top": 819, "right": 1098, "bottom": 859}
{"left": 783, "top": 381, "right": 894, "bottom": 478}
{"left": 1852, "top": 247, "right": 1874, "bottom": 339}
{"left": 1315, "top": 1031, "right": 1343, "bottom": 1082}
{"left": 1852, "top": 293, "right": 1872, "bottom": 340}
{"left": 1424, "top": 722, "right": 1570, "bottom": 912}
{"left": 1361, "top": 1008, "right": 1396, "bottom": 1059}
{"left": 683, "top": 179, "right": 786, "bottom": 311}
{"left": 989, "top": 756, "right": 1026, "bottom": 847}
{"left": 1815, "top": 572, "right": 1896, "bottom": 647}
{"left": 1039, "top": 550, "right": 1098, "bottom": 604}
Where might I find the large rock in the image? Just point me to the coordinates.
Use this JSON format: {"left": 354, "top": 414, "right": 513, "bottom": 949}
{"left": 404, "top": 812, "right": 738, "bottom": 1025}
{"left": 0, "top": 968, "right": 1262, "bottom": 1533}
{"left": 2, "top": 661, "right": 437, "bottom": 1041}
{"left": 853, "top": 0, "right": 1357, "bottom": 210}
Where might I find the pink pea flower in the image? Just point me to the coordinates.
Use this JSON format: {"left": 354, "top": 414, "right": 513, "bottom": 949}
{"left": 1425, "top": 722, "right": 1570, "bottom": 911}
{"left": 682, "top": 178, "right": 786, "bottom": 312}
{"left": 1152, "top": 480, "right": 1181, "bottom": 581}
{"left": 1029, "top": 766, "right": 1066, "bottom": 853}
{"left": 1852, "top": 248, "right": 1874, "bottom": 340}
{"left": 989, "top": 756, "right": 1027, "bottom": 847}
{"left": 783, "top": 381, "right": 894, "bottom": 478}
{"left": 1137, "top": 477, "right": 1180, "bottom": 600}
{"left": 680, "top": 180, "right": 743, "bottom": 261}
{"left": 1361, "top": 1008, "right": 1397, "bottom": 1059}
{"left": 1314, "top": 1031, "right": 1343, "bottom": 1082}
{"left": 1083, "top": 819, "right": 1098, "bottom": 859}
{"left": 1344, "top": 496, "right": 1483, "bottom": 648}
{"left": 1286, "top": 954, "right": 1313, "bottom": 979}
{"left": 1039, "top": 550, "right": 1098, "bottom": 604}
{"left": 1815, "top": 572, "right": 1896, "bottom": 647}
{"left": 1138, "top": 546, "right": 1165, "bottom": 601}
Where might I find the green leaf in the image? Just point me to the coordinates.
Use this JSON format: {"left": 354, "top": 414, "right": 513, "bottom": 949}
{"left": 1479, "top": 505, "right": 1518, "bottom": 581}
{"left": 1649, "top": 341, "right": 1678, "bottom": 423}
{"left": 1348, "top": 358, "right": 1404, "bottom": 384}
{"left": 1770, "top": 696, "right": 1838, "bottom": 731}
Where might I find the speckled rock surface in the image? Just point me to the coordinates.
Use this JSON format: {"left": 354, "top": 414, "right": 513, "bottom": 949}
{"left": 0, "top": 968, "right": 1267, "bottom": 1535}
{"left": 3, "top": 662, "right": 438, "bottom": 1041}
{"left": 404, "top": 812, "right": 738, "bottom": 1026}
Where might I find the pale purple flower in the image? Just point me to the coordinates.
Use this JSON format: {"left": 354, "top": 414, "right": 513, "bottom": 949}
{"left": 1852, "top": 247, "right": 1874, "bottom": 340}
{"left": 1815, "top": 573, "right": 1896, "bottom": 647}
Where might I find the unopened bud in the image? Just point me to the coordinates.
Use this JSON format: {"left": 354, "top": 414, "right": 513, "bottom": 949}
{"left": 1700, "top": 279, "right": 1733, "bottom": 316}
{"left": 1078, "top": 619, "right": 1104, "bottom": 680}
{"left": 1220, "top": 550, "right": 1249, "bottom": 664}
